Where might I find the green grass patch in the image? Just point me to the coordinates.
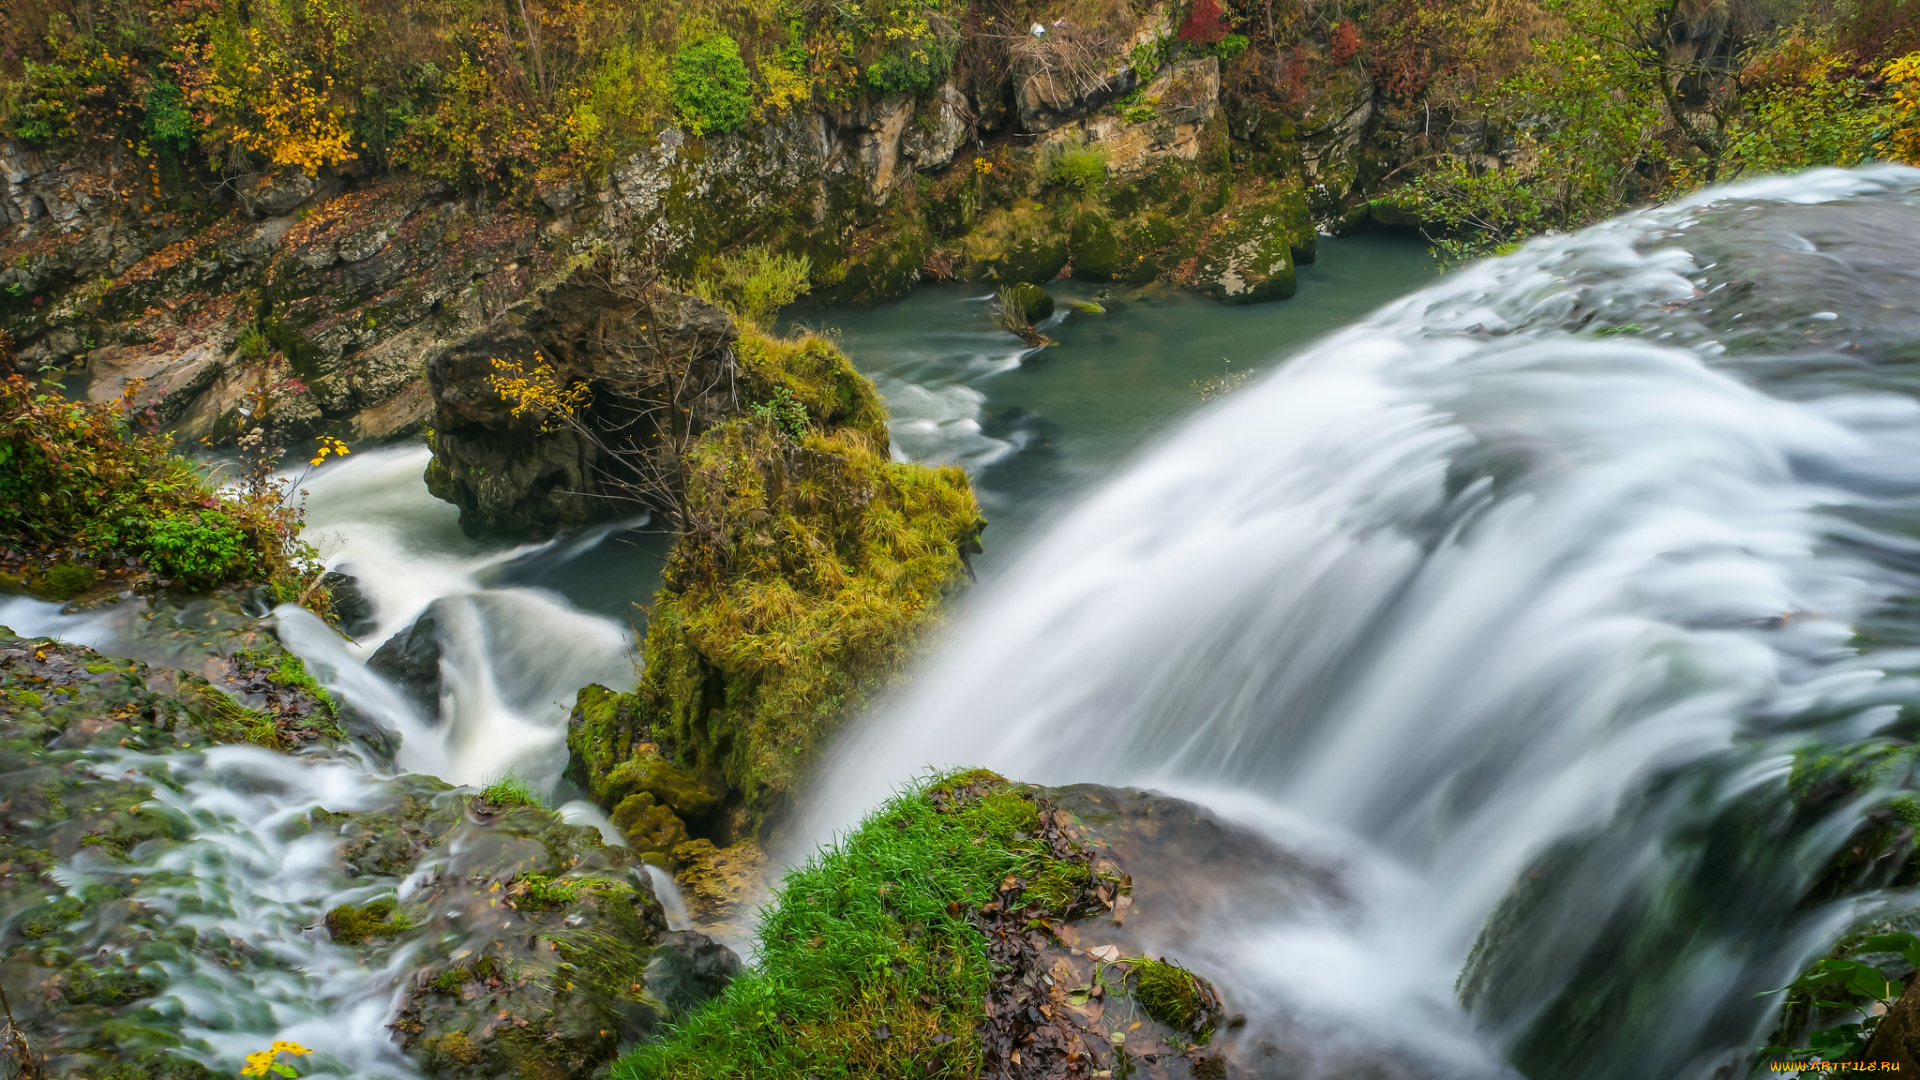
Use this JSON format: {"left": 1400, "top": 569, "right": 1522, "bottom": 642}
{"left": 615, "top": 769, "right": 1062, "bottom": 1079}
{"left": 477, "top": 773, "right": 547, "bottom": 810}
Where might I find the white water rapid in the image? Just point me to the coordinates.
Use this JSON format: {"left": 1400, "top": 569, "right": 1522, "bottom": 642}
{"left": 797, "top": 166, "right": 1920, "bottom": 1079}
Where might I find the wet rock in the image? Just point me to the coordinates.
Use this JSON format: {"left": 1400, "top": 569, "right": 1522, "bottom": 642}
{"left": 373, "top": 794, "right": 740, "bottom": 1080}
{"left": 367, "top": 602, "right": 445, "bottom": 715}
{"left": 424, "top": 261, "right": 739, "bottom": 538}
{"left": 1194, "top": 191, "right": 1313, "bottom": 305}
{"left": 644, "top": 929, "right": 744, "bottom": 1014}
{"left": 671, "top": 838, "right": 768, "bottom": 938}
{"left": 1006, "top": 281, "right": 1056, "bottom": 322}
{"left": 321, "top": 569, "right": 378, "bottom": 639}
{"left": 0, "top": 628, "right": 351, "bottom": 1076}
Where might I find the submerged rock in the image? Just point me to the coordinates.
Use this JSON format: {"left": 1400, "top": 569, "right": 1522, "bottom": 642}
{"left": 366, "top": 601, "right": 445, "bottom": 715}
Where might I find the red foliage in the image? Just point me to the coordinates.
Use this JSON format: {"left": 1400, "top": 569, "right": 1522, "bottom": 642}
{"left": 1178, "top": 0, "right": 1231, "bottom": 45}
{"left": 1329, "top": 19, "right": 1362, "bottom": 65}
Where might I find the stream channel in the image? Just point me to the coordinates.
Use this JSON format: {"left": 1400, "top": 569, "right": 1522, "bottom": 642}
{"left": 11, "top": 167, "right": 1920, "bottom": 1080}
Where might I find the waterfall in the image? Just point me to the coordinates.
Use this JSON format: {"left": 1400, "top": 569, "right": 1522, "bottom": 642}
{"left": 795, "top": 165, "right": 1920, "bottom": 1078}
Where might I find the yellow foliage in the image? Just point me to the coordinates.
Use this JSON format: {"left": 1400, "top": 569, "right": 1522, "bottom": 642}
{"left": 485, "top": 356, "right": 592, "bottom": 431}
{"left": 756, "top": 54, "right": 814, "bottom": 118}
{"left": 1888, "top": 52, "right": 1920, "bottom": 166}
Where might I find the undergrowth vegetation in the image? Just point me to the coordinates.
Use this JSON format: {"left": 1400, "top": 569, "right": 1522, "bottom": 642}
{"left": 0, "top": 374, "right": 316, "bottom": 593}
{"left": 1364, "top": 0, "right": 1920, "bottom": 259}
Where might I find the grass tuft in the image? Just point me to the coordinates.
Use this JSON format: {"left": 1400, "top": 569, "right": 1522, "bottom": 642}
{"left": 615, "top": 769, "right": 1070, "bottom": 1079}
{"left": 478, "top": 773, "right": 547, "bottom": 810}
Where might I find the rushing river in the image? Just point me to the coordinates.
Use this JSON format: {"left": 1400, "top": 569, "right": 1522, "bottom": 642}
{"left": 10, "top": 167, "right": 1920, "bottom": 1079}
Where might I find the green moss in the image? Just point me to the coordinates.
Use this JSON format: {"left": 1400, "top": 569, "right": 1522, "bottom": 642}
{"left": 35, "top": 562, "right": 98, "bottom": 601}
{"left": 630, "top": 409, "right": 983, "bottom": 823}
{"left": 1004, "top": 282, "right": 1054, "bottom": 322}
{"left": 1069, "top": 212, "right": 1123, "bottom": 281}
{"left": 613, "top": 769, "right": 1084, "bottom": 1079}
{"left": 735, "top": 328, "right": 890, "bottom": 446}
{"left": 235, "top": 646, "right": 339, "bottom": 718}
{"left": 1132, "top": 958, "right": 1207, "bottom": 1035}
{"left": 324, "top": 897, "right": 413, "bottom": 944}
{"left": 507, "top": 871, "right": 585, "bottom": 911}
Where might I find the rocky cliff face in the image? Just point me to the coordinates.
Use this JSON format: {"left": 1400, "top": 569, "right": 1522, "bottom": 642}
{"left": 1, "top": 9, "right": 1414, "bottom": 448}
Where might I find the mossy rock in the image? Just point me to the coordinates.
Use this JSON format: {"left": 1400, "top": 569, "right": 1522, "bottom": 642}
{"left": 1005, "top": 281, "right": 1055, "bottom": 323}
{"left": 622, "top": 771, "right": 1258, "bottom": 1079}
{"left": 812, "top": 216, "right": 932, "bottom": 307}
{"left": 1132, "top": 957, "right": 1223, "bottom": 1039}
{"left": 612, "top": 790, "right": 692, "bottom": 856}
{"left": 1069, "top": 212, "right": 1125, "bottom": 282}
{"left": 604, "top": 755, "right": 724, "bottom": 820}
{"left": 324, "top": 897, "right": 410, "bottom": 944}
{"left": 33, "top": 562, "right": 99, "bottom": 601}
{"left": 1194, "top": 193, "right": 1310, "bottom": 305}
{"left": 619, "top": 381, "right": 983, "bottom": 825}
{"left": 735, "top": 328, "right": 890, "bottom": 446}
{"left": 960, "top": 207, "right": 1070, "bottom": 285}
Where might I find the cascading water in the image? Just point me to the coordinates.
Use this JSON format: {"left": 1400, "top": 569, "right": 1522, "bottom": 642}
{"left": 797, "top": 166, "right": 1920, "bottom": 1079}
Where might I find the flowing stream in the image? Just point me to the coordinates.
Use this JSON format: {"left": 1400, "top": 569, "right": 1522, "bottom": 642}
{"left": 14, "top": 168, "right": 1920, "bottom": 1078}
{"left": 798, "top": 165, "right": 1920, "bottom": 1079}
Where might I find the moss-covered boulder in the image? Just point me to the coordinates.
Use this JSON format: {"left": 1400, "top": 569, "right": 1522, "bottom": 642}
{"left": 1193, "top": 192, "right": 1313, "bottom": 305}
{"left": 566, "top": 334, "right": 983, "bottom": 836}
{"left": 1070, "top": 212, "right": 1126, "bottom": 281}
{"left": 375, "top": 794, "right": 738, "bottom": 1080}
{"left": 1005, "top": 281, "right": 1055, "bottom": 323}
{"left": 619, "top": 771, "right": 1258, "bottom": 1079}
{"left": 958, "top": 205, "right": 1071, "bottom": 284}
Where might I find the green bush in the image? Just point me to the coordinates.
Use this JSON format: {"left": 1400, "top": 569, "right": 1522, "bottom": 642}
{"left": 671, "top": 34, "right": 753, "bottom": 136}
{"left": 142, "top": 511, "right": 257, "bottom": 590}
{"left": 1043, "top": 137, "right": 1109, "bottom": 195}
{"left": 865, "top": 25, "right": 959, "bottom": 96}
{"left": 1212, "top": 33, "right": 1250, "bottom": 61}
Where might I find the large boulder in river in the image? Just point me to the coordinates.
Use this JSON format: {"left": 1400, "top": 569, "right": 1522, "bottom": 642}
{"left": 424, "top": 258, "right": 740, "bottom": 538}
{"left": 1194, "top": 190, "right": 1315, "bottom": 305}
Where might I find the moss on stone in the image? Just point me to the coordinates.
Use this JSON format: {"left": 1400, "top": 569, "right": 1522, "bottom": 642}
{"left": 1132, "top": 957, "right": 1208, "bottom": 1034}
{"left": 735, "top": 328, "right": 889, "bottom": 446}
{"left": 324, "top": 897, "right": 413, "bottom": 944}
{"left": 1069, "top": 212, "right": 1124, "bottom": 281}
{"left": 35, "top": 562, "right": 99, "bottom": 601}
{"left": 632, "top": 414, "right": 983, "bottom": 824}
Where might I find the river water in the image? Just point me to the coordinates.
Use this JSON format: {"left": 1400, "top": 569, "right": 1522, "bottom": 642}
{"left": 15, "top": 167, "right": 1920, "bottom": 1079}
{"left": 801, "top": 165, "right": 1920, "bottom": 1079}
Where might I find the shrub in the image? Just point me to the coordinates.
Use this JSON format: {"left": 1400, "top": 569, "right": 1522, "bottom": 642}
{"left": 0, "top": 376, "right": 302, "bottom": 590}
{"left": 1178, "top": 0, "right": 1232, "bottom": 46}
{"left": 143, "top": 511, "right": 258, "bottom": 590}
{"left": 689, "top": 245, "right": 813, "bottom": 328}
{"left": 1043, "top": 137, "right": 1109, "bottom": 195}
{"left": 1330, "top": 19, "right": 1364, "bottom": 65}
{"left": 864, "top": 13, "right": 960, "bottom": 96}
{"left": 1212, "top": 33, "right": 1250, "bottom": 62}
{"left": 671, "top": 35, "right": 753, "bottom": 136}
